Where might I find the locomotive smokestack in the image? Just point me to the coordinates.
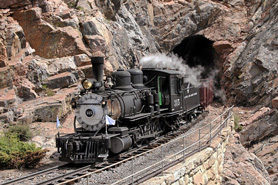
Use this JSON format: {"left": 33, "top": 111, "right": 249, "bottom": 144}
{"left": 91, "top": 57, "right": 104, "bottom": 83}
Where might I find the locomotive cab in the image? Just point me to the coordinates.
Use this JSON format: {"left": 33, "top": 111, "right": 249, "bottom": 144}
{"left": 142, "top": 68, "right": 184, "bottom": 112}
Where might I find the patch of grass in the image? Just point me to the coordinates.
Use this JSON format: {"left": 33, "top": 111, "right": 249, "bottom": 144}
{"left": 234, "top": 114, "right": 242, "bottom": 132}
{"left": 42, "top": 85, "right": 55, "bottom": 96}
{"left": 5, "top": 124, "right": 32, "bottom": 142}
{"left": 0, "top": 134, "right": 48, "bottom": 169}
{"left": 271, "top": 150, "right": 276, "bottom": 156}
{"left": 76, "top": 6, "right": 84, "bottom": 11}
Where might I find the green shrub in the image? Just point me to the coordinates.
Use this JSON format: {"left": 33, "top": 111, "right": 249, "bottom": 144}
{"left": 5, "top": 124, "right": 33, "bottom": 141}
{"left": 234, "top": 114, "right": 242, "bottom": 132}
{"left": 0, "top": 134, "right": 48, "bottom": 169}
{"left": 76, "top": 6, "right": 84, "bottom": 11}
{"left": 42, "top": 85, "right": 55, "bottom": 96}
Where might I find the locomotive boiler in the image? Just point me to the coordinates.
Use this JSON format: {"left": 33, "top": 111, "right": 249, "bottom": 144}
{"left": 56, "top": 57, "right": 213, "bottom": 163}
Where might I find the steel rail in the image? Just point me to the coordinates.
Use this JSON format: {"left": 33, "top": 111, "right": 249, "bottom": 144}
{"left": 112, "top": 106, "right": 234, "bottom": 185}
{"left": 36, "top": 164, "right": 92, "bottom": 185}
{"left": 0, "top": 164, "right": 69, "bottom": 185}
{"left": 56, "top": 119, "right": 200, "bottom": 185}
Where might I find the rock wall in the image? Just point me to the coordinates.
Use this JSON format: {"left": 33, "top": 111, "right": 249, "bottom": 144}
{"left": 223, "top": 0, "right": 278, "bottom": 106}
{"left": 223, "top": 135, "right": 270, "bottom": 185}
{"left": 234, "top": 105, "right": 278, "bottom": 184}
{"left": 141, "top": 113, "right": 234, "bottom": 185}
{"left": 141, "top": 112, "right": 270, "bottom": 185}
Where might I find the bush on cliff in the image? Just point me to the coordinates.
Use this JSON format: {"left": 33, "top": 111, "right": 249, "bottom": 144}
{"left": 234, "top": 114, "right": 242, "bottom": 132}
{"left": 0, "top": 133, "right": 48, "bottom": 169}
{"left": 5, "top": 124, "right": 33, "bottom": 141}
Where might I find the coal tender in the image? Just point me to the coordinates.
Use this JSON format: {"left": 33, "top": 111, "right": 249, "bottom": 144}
{"left": 56, "top": 57, "right": 213, "bottom": 163}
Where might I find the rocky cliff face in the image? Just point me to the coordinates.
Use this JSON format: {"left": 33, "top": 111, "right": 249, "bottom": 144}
{"left": 0, "top": 0, "right": 278, "bottom": 183}
{"left": 223, "top": 135, "right": 270, "bottom": 185}
{"left": 226, "top": 0, "right": 278, "bottom": 107}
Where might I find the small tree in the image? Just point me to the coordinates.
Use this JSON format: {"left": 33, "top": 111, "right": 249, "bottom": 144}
{"left": 5, "top": 124, "right": 33, "bottom": 141}
{"left": 0, "top": 133, "right": 48, "bottom": 169}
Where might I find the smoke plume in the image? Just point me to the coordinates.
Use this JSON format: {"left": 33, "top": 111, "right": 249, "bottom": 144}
{"left": 139, "top": 53, "right": 226, "bottom": 103}
{"left": 139, "top": 53, "right": 204, "bottom": 87}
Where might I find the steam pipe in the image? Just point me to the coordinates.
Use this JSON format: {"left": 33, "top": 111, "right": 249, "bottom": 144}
{"left": 91, "top": 57, "right": 104, "bottom": 83}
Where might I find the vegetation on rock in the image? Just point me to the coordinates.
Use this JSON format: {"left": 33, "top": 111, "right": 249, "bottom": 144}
{"left": 0, "top": 125, "right": 48, "bottom": 169}
{"left": 42, "top": 85, "right": 55, "bottom": 96}
{"left": 234, "top": 114, "right": 242, "bottom": 132}
{"left": 5, "top": 124, "right": 33, "bottom": 141}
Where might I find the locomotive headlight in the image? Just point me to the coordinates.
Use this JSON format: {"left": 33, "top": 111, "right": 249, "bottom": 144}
{"left": 101, "top": 100, "right": 107, "bottom": 108}
{"left": 82, "top": 79, "right": 92, "bottom": 90}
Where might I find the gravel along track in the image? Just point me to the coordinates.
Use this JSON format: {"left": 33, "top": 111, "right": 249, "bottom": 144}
{"left": 73, "top": 103, "right": 225, "bottom": 185}
{"left": 0, "top": 164, "right": 92, "bottom": 185}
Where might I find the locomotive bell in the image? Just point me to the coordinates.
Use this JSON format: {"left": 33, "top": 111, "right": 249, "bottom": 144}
{"left": 105, "top": 76, "right": 114, "bottom": 88}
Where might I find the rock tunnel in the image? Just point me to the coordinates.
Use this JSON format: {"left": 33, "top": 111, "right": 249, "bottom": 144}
{"left": 172, "top": 35, "right": 216, "bottom": 78}
{"left": 172, "top": 35, "right": 226, "bottom": 102}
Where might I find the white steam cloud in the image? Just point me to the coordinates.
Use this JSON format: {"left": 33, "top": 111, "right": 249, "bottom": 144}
{"left": 139, "top": 53, "right": 204, "bottom": 87}
{"left": 139, "top": 53, "right": 226, "bottom": 103}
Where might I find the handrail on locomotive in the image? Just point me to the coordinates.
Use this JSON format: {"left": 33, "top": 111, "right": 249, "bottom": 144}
{"left": 56, "top": 57, "right": 214, "bottom": 163}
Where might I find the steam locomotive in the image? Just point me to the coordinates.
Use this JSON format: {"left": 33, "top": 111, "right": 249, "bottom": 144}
{"left": 56, "top": 57, "right": 213, "bottom": 163}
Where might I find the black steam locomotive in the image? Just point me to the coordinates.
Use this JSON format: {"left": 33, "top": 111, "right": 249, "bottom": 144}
{"left": 56, "top": 57, "right": 213, "bottom": 163}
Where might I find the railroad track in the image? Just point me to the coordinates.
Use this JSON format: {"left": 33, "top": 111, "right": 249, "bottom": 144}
{"left": 53, "top": 118, "right": 201, "bottom": 184}
{"left": 0, "top": 116, "right": 202, "bottom": 185}
{"left": 0, "top": 164, "right": 70, "bottom": 185}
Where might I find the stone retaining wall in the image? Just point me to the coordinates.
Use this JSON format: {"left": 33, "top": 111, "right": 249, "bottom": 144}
{"left": 141, "top": 116, "right": 234, "bottom": 185}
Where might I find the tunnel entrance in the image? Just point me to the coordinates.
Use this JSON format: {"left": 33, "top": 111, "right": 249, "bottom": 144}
{"left": 172, "top": 35, "right": 215, "bottom": 78}
{"left": 172, "top": 35, "right": 226, "bottom": 103}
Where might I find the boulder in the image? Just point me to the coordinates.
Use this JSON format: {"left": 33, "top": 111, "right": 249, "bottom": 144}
{"left": 239, "top": 109, "right": 278, "bottom": 147}
{"left": 13, "top": 8, "right": 88, "bottom": 59}
{"left": 0, "top": 12, "right": 26, "bottom": 65}
{"left": 17, "top": 86, "right": 77, "bottom": 123}
{"left": 44, "top": 71, "right": 79, "bottom": 89}
{"left": 0, "top": 88, "right": 17, "bottom": 108}
{"left": 36, "top": 56, "right": 77, "bottom": 76}
{"left": 74, "top": 54, "right": 91, "bottom": 67}
{"left": 6, "top": 23, "right": 26, "bottom": 58}
{"left": 0, "top": 67, "right": 13, "bottom": 89}
{"left": 250, "top": 136, "right": 278, "bottom": 183}
{"left": 80, "top": 19, "right": 108, "bottom": 57}
{"left": 79, "top": 65, "right": 93, "bottom": 78}
{"left": 26, "top": 59, "right": 49, "bottom": 85}
{"left": 84, "top": 35, "right": 107, "bottom": 56}
{"left": 0, "top": 111, "right": 15, "bottom": 123}
{"left": 17, "top": 80, "right": 38, "bottom": 101}
{"left": 76, "top": 0, "right": 92, "bottom": 12}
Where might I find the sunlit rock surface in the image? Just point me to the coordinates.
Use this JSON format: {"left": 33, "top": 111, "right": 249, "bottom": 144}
{"left": 0, "top": 0, "right": 278, "bottom": 183}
